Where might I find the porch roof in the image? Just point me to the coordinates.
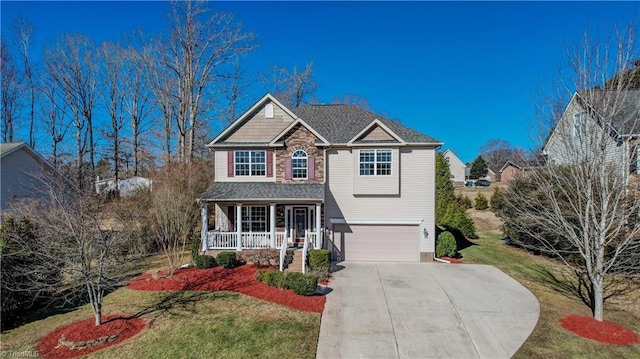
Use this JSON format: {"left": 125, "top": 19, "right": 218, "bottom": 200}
{"left": 198, "top": 182, "right": 324, "bottom": 202}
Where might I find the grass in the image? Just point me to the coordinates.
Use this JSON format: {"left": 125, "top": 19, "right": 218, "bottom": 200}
{"left": 460, "top": 234, "right": 640, "bottom": 358}
{"left": 0, "top": 256, "right": 320, "bottom": 359}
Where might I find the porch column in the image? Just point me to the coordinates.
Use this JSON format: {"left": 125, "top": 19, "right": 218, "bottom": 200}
{"left": 315, "top": 203, "right": 322, "bottom": 249}
{"left": 284, "top": 207, "right": 289, "bottom": 243}
{"left": 270, "top": 203, "right": 276, "bottom": 248}
{"left": 201, "top": 204, "right": 208, "bottom": 252}
{"left": 236, "top": 203, "right": 242, "bottom": 251}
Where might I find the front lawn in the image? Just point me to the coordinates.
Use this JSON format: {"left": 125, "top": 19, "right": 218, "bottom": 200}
{"left": 460, "top": 235, "right": 640, "bottom": 358}
{"left": 0, "top": 267, "right": 320, "bottom": 359}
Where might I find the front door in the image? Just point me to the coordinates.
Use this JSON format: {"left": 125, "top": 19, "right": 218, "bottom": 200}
{"left": 294, "top": 208, "right": 307, "bottom": 243}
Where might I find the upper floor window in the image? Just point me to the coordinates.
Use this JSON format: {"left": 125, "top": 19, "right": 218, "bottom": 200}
{"left": 235, "top": 150, "right": 266, "bottom": 176}
{"left": 291, "top": 150, "right": 308, "bottom": 179}
{"left": 265, "top": 103, "right": 274, "bottom": 118}
{"left": 359, "top": 149, "right": 392, "bottom": 176}
{"left": 573, "top": 112, "right": 587, "bottom": 137}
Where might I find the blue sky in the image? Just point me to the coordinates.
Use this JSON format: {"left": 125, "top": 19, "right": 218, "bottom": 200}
{"left": 1, "top": 1, "right": 638, "bottom": 163}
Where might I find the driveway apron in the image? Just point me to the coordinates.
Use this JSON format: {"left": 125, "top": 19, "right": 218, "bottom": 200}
{"left": 316, "top": 262, "right": 540, "bottom": 359}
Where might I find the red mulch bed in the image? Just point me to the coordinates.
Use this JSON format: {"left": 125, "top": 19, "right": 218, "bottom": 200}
{"left": 439, "top": 256, "right": 463, "bottom": 264}
{"left": 37, "top": 314, "right": 145, "bottom": 359}
{"left": 560, "top": 315, "right": 640, "bottom": 345}
{"left": 128, "top": 265, "right": 326, "bottom": 314}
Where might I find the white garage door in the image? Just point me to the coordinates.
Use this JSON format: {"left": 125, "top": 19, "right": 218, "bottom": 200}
{"left": 335, "top": 224, "right": 419, "bottom": 262}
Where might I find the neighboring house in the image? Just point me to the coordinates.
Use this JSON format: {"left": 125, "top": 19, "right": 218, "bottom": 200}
{"left": 96, "top": 176, "right": 153, "bottom": 196}
{"left": 543, "top": 90, "right": 640, "bottom": 182}
{"left": 442, "top": 149, "right": 466, "bottom": 185}
{"left": 499, "top": 161, "right": 523, "bottom": 182}
{"left": 1, "top": 142, "right": 76, "bottom": 212}
{"left": 197, "top": 93, "right": 442, "bottom": 262}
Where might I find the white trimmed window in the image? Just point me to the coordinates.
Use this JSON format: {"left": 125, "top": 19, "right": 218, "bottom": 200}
{"left": 241, "top": 206, "right": 267, "bottom": 232}
{"left": 359, "top": 149, "right": 392, "bottom": 176}
{"left": 573, "top": 112, "right": 587, "bottom": 137}
{"left": 292, "top": 150, "right": 308, "bottom": 179}
{"left": 235, "top": 151, "right": 266, "bottom": 176}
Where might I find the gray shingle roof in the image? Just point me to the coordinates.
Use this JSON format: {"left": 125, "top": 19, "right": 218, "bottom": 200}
{"left": 198, "top": 182, "right": 324, "bottom": 202}
{"left": 291, "top": 104, "right": 441, "bottom": 144}
{"left": 578, "top": 90, "right": 640, "bottom": 135}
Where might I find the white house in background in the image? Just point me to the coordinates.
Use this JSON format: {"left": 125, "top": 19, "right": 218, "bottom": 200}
{"left": 95, "top": 176, "right": 153, "bottom": 196}
{"left": 197, "top": 93, "right": 443, "bottom": 264}
{"left": 1, "top": 142, "right": 76, "bottom": 211}
{"left": 442, "top": 149, "right": 466, "bottom": 185}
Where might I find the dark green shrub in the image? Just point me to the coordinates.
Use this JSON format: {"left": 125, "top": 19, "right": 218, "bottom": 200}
{"left": 490, "top": 187, "right": 506, "bottom": 212}
{"left": 475, "top": 193, "right": 489, "bottom": 210}
{"left": 287, "top": 272, "right": 318, "bottom": 296}
{"left": 456, "top": 194, "right": 473, "bottom": 209}
{"left": 308, "top": 249, "right": 330, "bottom": 270}
{"left": 190, "top": 235, "right": 201, "bottom": 262}
{"left": 436, "top": 231, "right": 457, "bottom": 257}
{"left": 216, "top": 251, "right": 238, "bottom": 269}
{"left": 262, "top": 270, "right": 287, "bottom": 288}
{"left": 255, "top": 269, "right": 267, "bottom": 282}
{"left": 441, "top": 202, "right": 477, "bottom": 239}
{"left": 194, "top": 255, "right": 216, "bottom": 269}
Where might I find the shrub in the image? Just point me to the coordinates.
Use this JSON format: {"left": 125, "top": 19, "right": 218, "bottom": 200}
{"left": 475, "top": 193, "right": 489, "bottom": 210}
{"left": 255, "top": 269, "right": 267, "bottom": 282}
{"left": 261, "top": 270, "right": 287, "bottom": 288}
{"left": 441, "top": 202, "right": 477, "bottom": 239}
{"left": 194, "top": 255, "right": 216, "bottom": 269}
{"left": 436, "top": 231, "right": 457, "bottom": 257}
{"left": 456, "top": 194, "right": 473, "bottom": 209}
{"left": 308, "top": 249, "right": 330, "bottom": 270}
{"left": 490, "top": 187, "right": 506, "bottom": 212}
{"left": 286, "top": 272, "right": 318, "bottom": 296}
{"left": 190, "top": 235, "right": 201, "bottom": 262}
{"left": 309, "top": 268, "right": 330, "bottom": 282}
{"left": 216, "top": 251, "right": 238, "bottom": 269}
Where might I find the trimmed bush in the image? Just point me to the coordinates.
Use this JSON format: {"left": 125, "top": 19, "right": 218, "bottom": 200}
{"left": 475, "top": 193, "right": 489, "bottom": 210}
{"left": 490, "top": 187, "right": 506, "bottom": 212}
{"left": 308, "top": 249, "right": 330, "bottom": 270}
{"left": 194, "top": 255, "right": 216, "bottom": 269}
{"left": 456, "top": 194, "right": 473, "bottom": 209}
{"left": 436, "top": 231, "right": 457, "bottom": 257}
{"left": 262, "top": 270, "right": 287, "bottom": 288}
{"left": 286, "top": 272, "right": 318, "bottom": 296}
{"left": 216, "top": 251, "right": 238, "bottom": 269}
{"left": 255, "top": 269, "right": 267, "bottom": 282}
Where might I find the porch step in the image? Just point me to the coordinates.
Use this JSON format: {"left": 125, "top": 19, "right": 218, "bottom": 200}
{"left": 283, "top": 248, "right": 306, "bottom": 273}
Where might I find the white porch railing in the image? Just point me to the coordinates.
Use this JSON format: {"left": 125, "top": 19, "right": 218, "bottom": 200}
{"left": 279, "top": 233, "right": 288, "bottom": 272}
{"left": 302, "top": 230, "right": 311, "bottom": 274}
{"left": 308, "top": 232, "right": 323, "bottom": 250}
{"left": 207, "top": 231, "right": 287, "bottom": 250}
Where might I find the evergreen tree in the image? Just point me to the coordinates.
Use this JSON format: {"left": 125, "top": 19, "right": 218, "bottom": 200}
{"left": 435, "top": 152, "right": 455, "bottom": 225}
{"left": 470, "top": 156, "right": 488, "bottom": 179}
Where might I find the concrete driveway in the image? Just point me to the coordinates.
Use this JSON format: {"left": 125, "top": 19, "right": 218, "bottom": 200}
{"left": 317, "top": 262, "right": 539, "bottom": 359}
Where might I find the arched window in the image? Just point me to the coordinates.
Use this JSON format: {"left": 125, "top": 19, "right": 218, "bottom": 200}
{"left": 291, "top": 150, "right": 308, "bottom": 179}
{"left": 265, "top": 103, "right": 274, "bottom": 118}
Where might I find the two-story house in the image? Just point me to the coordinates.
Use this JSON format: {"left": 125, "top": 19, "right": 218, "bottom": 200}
{"left": 442, "top": 149, "right": 466, "bottom": 185}
{"left": 543, "top": 90, "right": 640, "bottom": 182}
{"left": 197, "top": 94, "right": 442, "bottom": 262}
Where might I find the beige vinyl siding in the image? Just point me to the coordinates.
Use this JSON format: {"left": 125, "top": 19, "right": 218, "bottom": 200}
{"left": 325, "top": 147, "right": 436, "bottom": 254}
{"left": 214, "top": 150, "right": 276, "bottom": 183}
{"left": 1, "top": 149, "right": 50, "bottom": 210}
{"left": 224, "top": 101, "right": 295, "bottom": 143}
{"left": 352, "top": 148, "right": 399, "bottom": 195}
{"left": 360, "top": 126, "right": 397, "bottom": 141}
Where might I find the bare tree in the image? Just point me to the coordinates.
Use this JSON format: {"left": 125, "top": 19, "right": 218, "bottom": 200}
{"left": 122, "top": 45, "right": 153, "bottom": 176}
{"left": 148, "top": 161, "right": 211, "bottom": 276}
{"left": 39, "top": 64, "right": 69, "bottom": 169}
{"left": 498, "top": 25, "right": 640, "bottom": 321}
{"left": 161, "top": 0, "right": 256, "bottom": 162}
{"left": 259, "top": 62, "right": 318, "bottom": 108}
{"left": 44, "top": 34, "right": 99, "bottom": 190}
{"left": 332, "top": 93, "right": 372, "bottom": 110}
{"left": 100, "top": 41, "right": 126, "bottom": 185}
{"left": 1, "top": 39, "right": 22, "bottom": 142}
{"left": 2, "top": 178, "right": 137, "bottom": 326}
{"left": 11, "top": 17, "right": 37, "bottom": 148}
{"left": 478, "top": 139, "right": 528, "bottom": 171}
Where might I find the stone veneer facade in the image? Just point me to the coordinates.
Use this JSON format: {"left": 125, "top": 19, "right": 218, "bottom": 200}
{"left": 276, "top": 124, "right": 324, "bottom": 183}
